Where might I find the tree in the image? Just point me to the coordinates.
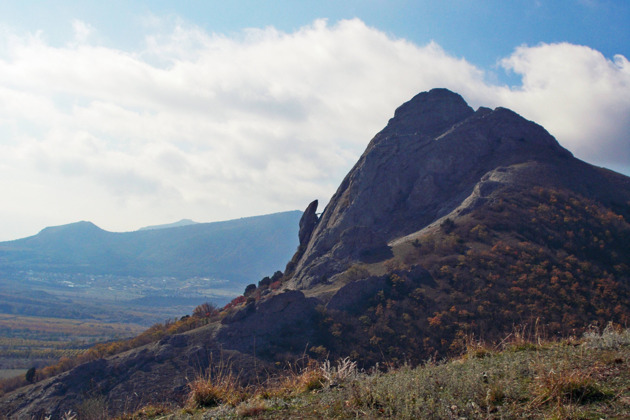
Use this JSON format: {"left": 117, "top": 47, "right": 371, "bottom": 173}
{"left": 244, "top": 283, "right": 257, "bottom": 297}
{"left": 258, "top": 276, "right": 271, "bottom": 288}
{"left": 192, "top": 302, "right": 217, "bottom": 318}
{"left": 25, "top": 367, "right": 37, "bottom": 383}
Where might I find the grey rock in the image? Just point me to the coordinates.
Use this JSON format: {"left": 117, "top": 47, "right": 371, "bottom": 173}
{"left": 298, "top": 200, "right": 319, "bottom": 245}
{"left": 216, "top": 290, "right": 319, "bottom": 357}
{"left": 286, "top": 88, "right": 575, "bottom": 289}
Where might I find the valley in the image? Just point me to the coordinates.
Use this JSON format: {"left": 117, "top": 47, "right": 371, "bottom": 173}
{"left": 0, "top": 211, "right": 301, "bottom": 382}
{"left": 0, "top": 272, "right": 232, "bottom": 373}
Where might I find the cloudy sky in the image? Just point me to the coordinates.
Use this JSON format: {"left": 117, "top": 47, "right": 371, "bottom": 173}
{"left": 0, "top": 0, "right": 628, "bottom": 241}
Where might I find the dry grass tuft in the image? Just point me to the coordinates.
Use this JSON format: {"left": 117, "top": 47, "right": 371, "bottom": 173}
{"left": 186, "top": 364, "right": 244, "bottom": 409}
{"left": 583, "top": 322, "right": 630, "bottom": 350}
{"left": 116, "top": 403, "right": 171, "bottom": 419}
{"left": 235, "top": 399, "right": 269, "bottom": 417}
{"left": 531, "top": 369, "right": 611, "bottom": 408}
{"left": 278, "top": 359, "right": 326, "bottom": 395}
{"left": 320, "top": 357, "right": 359, "bottom": 385}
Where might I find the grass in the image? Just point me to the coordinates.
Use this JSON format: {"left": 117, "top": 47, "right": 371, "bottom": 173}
{"left": 116, "top": 325, "right": 630, "bottom": 419}
{"left": 186, "top": 367, "right": 244, "bottom": 409}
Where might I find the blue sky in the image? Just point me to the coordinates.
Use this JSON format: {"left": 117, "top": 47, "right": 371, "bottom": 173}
{"left": 0, "top": 0, "right": 629, "bottom": 240}
{"left": 2, "top": 0, "right": 627, "bottom": 73}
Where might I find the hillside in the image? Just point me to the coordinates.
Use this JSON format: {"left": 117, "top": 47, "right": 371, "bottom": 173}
{"left": 2, "top": 88, "right": 629, "bottom": 418}
{"left": 121, "top": 325, "right": 630, "bottom": 419}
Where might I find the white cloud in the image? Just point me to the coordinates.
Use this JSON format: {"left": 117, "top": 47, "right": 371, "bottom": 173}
{"left": 496, "top": 43, "right": 630, "bottom": 165}
{"left": 71, "top": 20, "right": 94, "bottom": 46}
{"left": 0, "top": 19, "right": 628, "bottom": 240}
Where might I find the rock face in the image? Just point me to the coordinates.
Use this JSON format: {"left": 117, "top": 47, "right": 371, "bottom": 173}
{"left": 285, "top": 200, "right": 320, "bottom": 276}
{"left": 218, "top": 290, "right": 320, "bottom": 357}
{"left": 298, "top": 200, "right": 319, "bottom": 245}
{"left": 326, "top": 265, "right": 435, "bottom": 314}
{"left": 286, "top": 88, "right": 577, "bottom": 289}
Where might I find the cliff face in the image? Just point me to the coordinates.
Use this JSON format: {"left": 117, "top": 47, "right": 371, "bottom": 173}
{"left": 286, "top": 88, "right": 577, "bottom": 289}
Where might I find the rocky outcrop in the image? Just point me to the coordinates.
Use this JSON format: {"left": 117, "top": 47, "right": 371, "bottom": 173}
{"left": 285, "top": 200, "right": 319, "bottom": 276}
{"left": 298, "top": 200, "right": 319, "bottom": 244}
{"left": 218, "top": 290, "right": 320, "bottom": 358}
{"left": 286, "top": 88, "right": 574, "bottom": 289}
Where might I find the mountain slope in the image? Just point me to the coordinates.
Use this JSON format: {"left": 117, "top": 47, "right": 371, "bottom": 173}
{"left": 0, "top": 211, "right": 302, "bottom": 284}
{"left": 285, "top": 89, "right": 629, "bottom": 292}
{"left": 2, "top": 89, "right": 629, "bottom": 418}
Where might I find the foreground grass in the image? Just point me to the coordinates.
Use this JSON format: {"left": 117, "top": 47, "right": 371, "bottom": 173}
{"left": 113, "top": 324, "right": 630, "bottom": 419}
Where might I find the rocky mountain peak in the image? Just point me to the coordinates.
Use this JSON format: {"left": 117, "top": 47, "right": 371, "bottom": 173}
{"left": 286, "top": 88, "right": 574, "bottom": 290}
{"left": 387, "top": 88, "right": 475, "bottom": 137}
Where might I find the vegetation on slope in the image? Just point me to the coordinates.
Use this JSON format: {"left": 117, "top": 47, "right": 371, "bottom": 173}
{"left": 3, "top": 186, "right": 628, "bottom": 415}
{"left": 304, "top": 186, "right": 630, "bottom": 365}
{"left": 108, "top": 323, "right": 630, "bottom": 419}
{"left": 0, "top": 303, "right": 222, "bottom": 396}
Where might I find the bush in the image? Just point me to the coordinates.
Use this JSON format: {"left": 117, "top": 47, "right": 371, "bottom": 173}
{"left": 25, "top": 367, "right": 36, "bottom": 383}
{"left": 583, "top": 322, "right": 630, "bottom": 349}
{"left": 192, "top": 302, "right": 218, "bottom": 318}
{"left": 270, "top": 271, "right": 283, "bottom": 282}
{"left": 440, "top": 218, "right": 455, "bottom": 233}
{"left": 258, "top": 276, "right": 271, "bottom": 288}
{"left": 244, "top": 284, "right": 257, "bottom": 297}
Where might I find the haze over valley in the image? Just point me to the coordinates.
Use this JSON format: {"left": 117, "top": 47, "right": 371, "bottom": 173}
{"left": 0, "top": 211, "right": 300, "bottom": 376}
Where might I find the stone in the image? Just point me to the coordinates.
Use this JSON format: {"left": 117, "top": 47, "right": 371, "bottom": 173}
{"left": 298, "top": 200, "right": 319, "bottom": 244}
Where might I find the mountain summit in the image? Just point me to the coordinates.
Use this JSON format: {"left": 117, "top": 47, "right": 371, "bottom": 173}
{"left": 286, "top": 88, "right": 625, "bottom": 291}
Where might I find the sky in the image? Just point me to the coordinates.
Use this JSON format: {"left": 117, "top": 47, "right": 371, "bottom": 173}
{"left": 0, "top": 0, "right": 629, "bottom": 241}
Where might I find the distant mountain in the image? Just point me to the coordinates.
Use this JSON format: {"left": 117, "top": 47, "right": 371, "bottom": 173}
{"left": 0, "top": 211, "right": 302, "bottom": 285}
{"left": 4, "top": 89, "right": 630, "bottom": 418}
{"left": 138, "top": 219, "right": 198, "bottom": 231}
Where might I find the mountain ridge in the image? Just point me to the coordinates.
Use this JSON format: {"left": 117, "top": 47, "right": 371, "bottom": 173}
{"left": 0, "top": 211, "right": 302, "bottom": 283}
